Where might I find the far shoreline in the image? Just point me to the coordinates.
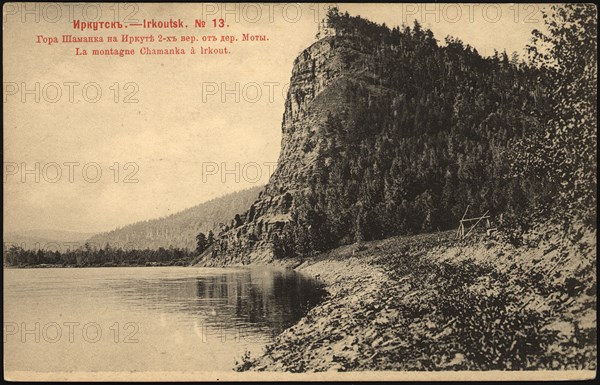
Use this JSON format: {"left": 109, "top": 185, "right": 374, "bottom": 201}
{"left": 4, "top": 263, "right": 191, "bottom": 269}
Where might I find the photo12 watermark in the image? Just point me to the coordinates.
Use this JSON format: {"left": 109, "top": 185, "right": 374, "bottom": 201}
{"left": 201, "top": 161, "right": 277, "bottom": 183}
{"left": 395, "top": 3, "right": 541, "bottom": 24}
{"left": 3, "top": 82, "right": 140, "bottom": 103}
{"left": 196, "top": 3, "right": 338, "bottom": 24}
{"left": 201, "top": 81, "right": 289, "bottom": 104}
{"left": 3, "top": 321, "right": 140, "bottom": 344}
{"left": 196, "top": 322, "right": 265, "bottom": 344}
{"left": 3, "top": 3, "right": 140, "bottom": 24}
{"left": 3, "top": 161, "right": 140, "bottom": 184}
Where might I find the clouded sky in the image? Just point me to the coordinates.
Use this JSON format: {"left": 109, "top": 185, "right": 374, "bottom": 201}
{"left": 3, "top": 3, "right": 548, "bottom": 233}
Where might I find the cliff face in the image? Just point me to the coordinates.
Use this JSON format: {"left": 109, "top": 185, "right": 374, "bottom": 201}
{"left": 202, "top": 36, "right": 373, "bottom": 265}
{"left": 198, "top": 13, "right": 545, "bottom": 266}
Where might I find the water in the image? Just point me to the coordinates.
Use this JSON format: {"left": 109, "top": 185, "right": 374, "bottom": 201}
{"left": 3, "top": 266, "right": 326, "bottom": 372}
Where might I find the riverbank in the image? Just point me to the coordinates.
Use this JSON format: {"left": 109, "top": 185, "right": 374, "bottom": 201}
{"left": 236, "top": 225, "right": 596, "bottom": 372}
{"left": 3, "top": 260, "right": 192, "bottom": 268}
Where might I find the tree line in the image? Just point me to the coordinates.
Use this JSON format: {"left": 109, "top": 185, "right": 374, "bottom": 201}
{"left": 3, "top": 243, "right": 195, "bottom": 267}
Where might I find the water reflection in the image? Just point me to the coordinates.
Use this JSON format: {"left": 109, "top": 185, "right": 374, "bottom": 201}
{"left": 107, "top": 267, "right": 327, "bottom": 338}
{"left": 194, "top": 269, "right": 326, "bottom": 336}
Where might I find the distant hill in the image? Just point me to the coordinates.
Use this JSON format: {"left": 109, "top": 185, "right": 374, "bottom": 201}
{"left": 4, "top": 229, "right": 96, "bottom": 250}
{"left": 86, "top": 186, "right": 263, "bottom": 250}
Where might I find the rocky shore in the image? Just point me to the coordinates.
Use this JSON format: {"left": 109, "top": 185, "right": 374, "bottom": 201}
{"left": 235, "top": 226, "right": 596, "bottom": 372}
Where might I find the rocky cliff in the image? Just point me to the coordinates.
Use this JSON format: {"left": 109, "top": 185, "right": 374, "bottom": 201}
{"left": 197, "top": 12, "right": 546, "bottom": 266}
{"left": 199, "top": 34, "right": 372, "bottom": 265}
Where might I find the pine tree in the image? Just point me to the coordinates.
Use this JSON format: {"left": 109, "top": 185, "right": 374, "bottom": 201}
{"left": 195, "top": 232, "right": 207, "bottom": 254}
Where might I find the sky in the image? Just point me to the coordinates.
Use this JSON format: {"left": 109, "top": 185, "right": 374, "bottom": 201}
{"left": 3, "top": 3, "right": 549, "bottom": 234}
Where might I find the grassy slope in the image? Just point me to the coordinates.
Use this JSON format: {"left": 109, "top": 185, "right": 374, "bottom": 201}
{"left": 237, "top": 225, "right": 596, "bottom": 372}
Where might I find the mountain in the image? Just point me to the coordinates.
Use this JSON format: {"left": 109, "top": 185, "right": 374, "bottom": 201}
{"left": 198, "top": 10, "right": 548, "bottom": 265}
{"left": 3, "top": 229, "right": 96, "bottom": 250}
{"left": 86, "top": 186, "right": 262, "bottom": 250}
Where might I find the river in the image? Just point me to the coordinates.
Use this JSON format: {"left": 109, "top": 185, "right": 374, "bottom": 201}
{"left": 3, "top": 266, "right": 326, "bottom": 372}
